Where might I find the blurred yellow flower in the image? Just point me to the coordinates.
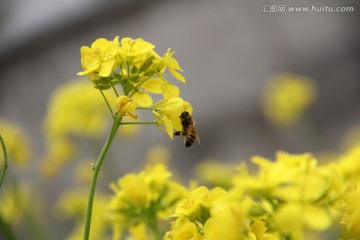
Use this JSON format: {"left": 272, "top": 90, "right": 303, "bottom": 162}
{"left": 108, "top": 163, "right": 186, "bottom": 239}
{"left": 231, "top": 151, "right": 346, "bottom": 238}
{"left": 195, "top": 159, "right": 235, "bottom": 189}
{"left": 204, "top": 201, "right": 251, "bottom": 240}
{"left": 170, "top": 218, "right": 203, "bottom": 240}
{"left": 145, "top": 144, "right": 171, "bottom": 166}
{"left": 0, "top": 119, "right": 31, "bottom": 166}
{"left": 335, "top": 143, "right": 360, "bottom": 181}
{"left": 40, "top": 137, "right": 75, "bottom": 178}
{"left": 262, "top": 73, "right": 317, "bottom": 128}
{"left": 0, "top": 183, "right": 32, "bottom": 226}
{"left": 341, "top": 125, "right": 360, "bottom": 149}
{"left": 41, "top": 79, "right": 114, "bottom": 178}
{"left": 55, "top": 190, "right": 111, "bottom": 240}
{"left": 44, "top": 79, "right": 112, "bottom": 138}
{"left": 341, "top": 184, "right": 360, "bottom": 239}
{"left": 174, "top": 186, "right": 226, "bottom": 224}
{"left": 273, "top": 202, "right": 331, "bottom": 235}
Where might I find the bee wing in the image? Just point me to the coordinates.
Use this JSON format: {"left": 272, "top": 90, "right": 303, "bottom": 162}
{"left": 194, "top": 128, "right": 200, "bottom": 144}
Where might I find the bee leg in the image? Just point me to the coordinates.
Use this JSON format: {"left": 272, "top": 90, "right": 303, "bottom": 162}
{"left": 174, "top": 131, "right": 184, "bottom": 137}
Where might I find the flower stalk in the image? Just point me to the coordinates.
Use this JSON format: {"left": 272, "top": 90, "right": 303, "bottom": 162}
{"left": 83, "top": 117, "right": 122, "bottom": 240}
{"left": 120, "top": 121, "right": 156, "bottom": 125}
{"left": 0, "top": 134, "right": 8, "bottom": 189}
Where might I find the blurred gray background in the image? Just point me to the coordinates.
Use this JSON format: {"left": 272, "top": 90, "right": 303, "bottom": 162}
{"left": 0, "top": 0, "right": 359, "bottom": 185}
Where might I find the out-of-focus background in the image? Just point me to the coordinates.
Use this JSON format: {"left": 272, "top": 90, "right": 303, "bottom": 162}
{"left": 0, "top": 0, "right": 359, "bottom": 238}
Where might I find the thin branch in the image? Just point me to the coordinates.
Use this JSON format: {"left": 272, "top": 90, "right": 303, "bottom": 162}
{"left": 120, "top": 121, "right": 156, "bottom": 125}
{"left": 0, "top": 134, "right": 8, "bottom": 189}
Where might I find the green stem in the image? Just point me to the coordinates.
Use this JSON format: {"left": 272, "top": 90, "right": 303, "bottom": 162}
{"left": 98, "top": 89, "right": 114, "bottom": 117}
{"left": 107, "top": 78, "right": 119, "bottom": 97}
{"left": 124, "top": 63, "right": 131, "bottom": 96}
{"left": 148, "top": 216, "right": 161, "bottom": 240}
{"left": 136, "top": 107, "right": 153, "bottom": 110}
{"left": 0, "top": 134, "right": 8, "bottom": 189}
{"left": 120, "top": 121, "right": 156, "bottom": 125}
{"left": 83, "top": 117, "right": 122, "bottom": 240}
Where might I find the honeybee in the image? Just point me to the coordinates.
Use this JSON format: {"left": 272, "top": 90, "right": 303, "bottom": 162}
{"left": 174, "top": 111, "right": 200, "bottom": 147}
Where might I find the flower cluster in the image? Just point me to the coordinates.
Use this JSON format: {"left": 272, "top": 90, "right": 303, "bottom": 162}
{"left": 107, "top": 163, "right": 187, "bottom": 239}
{"left": 126, "top": 150, "right": 358, "bottom": 240}
{"left": 77, "top": 36, "right": 194, "bottom": 140}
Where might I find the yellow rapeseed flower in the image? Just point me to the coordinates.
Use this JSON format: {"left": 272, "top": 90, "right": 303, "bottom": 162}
{"left": 114, "top": 95, "right": 138, "bottom": 119}
{"left": 118, "top": 37, "right": 155, "bottom": 64}
{"left": 77, "top": 36, "right": 119, "bottom": 79}
{"left": 153, "top": 84, "right": 192, "bottom": 139}
{"left": 41, "top": 79, "right": 113, "bottom": 178}
{"left": 40, "top": 137, "right": 75, "bottom": 178}
{"left": 0, "top": 119, "right": 31, "bottom": 166}
{"left": 174, "top": 186, "right": 226, "bottom": 224}
{"left": 262, "top": 73, "right": 317, "bottom": 128}
{"left": 204, "top": 201, "right": 251, "bottom": 240}
{"left": 273, "top": 202, "right": 332, "bottom": 235}
{"left": 341, "top": 184, "right": 360, "bottom": 239}
{"left": 44, "top": 79, "right": 112, "bottom": 138}
{"left": 54, "top": 190, "right": 111, "bottom": 240}
{"left": 151, "top": 48, "right": 186, "bottom": 83}
{"left": 195, "top": 159, "right": 235, "bottom": 189}
{"left": 0, "top": 183, "right": 32, "bottom": 226}
{"left": 144, "top": 144, "right": 171, "bottom": 166}
{"left": 336, "top": 143, "right": 360, "bottom": 181}
{"left": 108, "top": 163, "right": 187, "bottom": 239}
{"left": 169, "top": 218, "right": 203, "bottom": 240}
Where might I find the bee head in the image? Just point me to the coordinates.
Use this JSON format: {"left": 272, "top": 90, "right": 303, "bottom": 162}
{"left": 180, "top": 111, "right": 190, "bottom": 118}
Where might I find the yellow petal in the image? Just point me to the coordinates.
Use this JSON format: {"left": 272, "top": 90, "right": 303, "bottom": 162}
{"left": 120, "top": 37, "right": 133, "bottom": 47}
{"left": 274, "top": 203, "right": 302, "bottom": 234}
{"left": 304, "top": 205, "right": 332, "bottom": 231}
{"left": 134, "top": 39, "right": 155, "bottom": 52}
{"left": 91, "top": 38, "right": 109, "bottom": 52}
{"left": 112, "top": 36, "right": 120, "bottom": 46}
{"left": 169, "top": 68, "right": 186, "bottom": 83}
{"left": 163, "top": 116, "right": 174, "bottom": 139}
{"left": 99, "top": 59, "right": 115, "bottom": 77}
{"left": 163, "top": 98, "right": 184, "bottom": 117}
{"left": 164, "top": 56, "right": 182, "bottom": 70}
{"left": 142, "top": 78, "right": 165, "bottom": 93}
{"left": 132, "top": 92, "right": 153, "bottom": 107}
{"left": 183, "top": 101, "right": 193, "bottom": 114}
{"left": 162, "top": 84, "right": 180, "bottom": 99}
{"left": 251, "top": 220, "right": 266, "bottom": 239}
